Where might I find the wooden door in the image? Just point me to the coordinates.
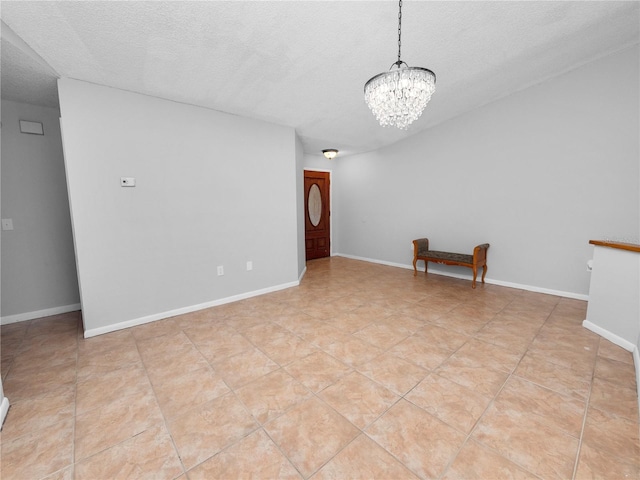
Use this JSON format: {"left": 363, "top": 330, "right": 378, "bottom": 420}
{"left": 304, "top": 171, "right": 330, "bottom": 260}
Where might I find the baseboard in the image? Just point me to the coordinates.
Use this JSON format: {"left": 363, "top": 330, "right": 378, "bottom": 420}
{"left": 84, "top": 280, "right": 300, "bottom": 338}
{"left": 298, "top": 265, "right": 307, "bottom": 283}
{"left": 0, "top": 396, "right": 9, "bottom": 430}
{"left": 334, "top": 253, "right": 589, "bottom": 301}
{"left": 335, "top": 253, "right": 411, "bottom": 271}
{"left": 581, "top": 320, "right": 636, "bottom": 352}
{"left": 1, "top": 303, "right": 82, "bottom": 325}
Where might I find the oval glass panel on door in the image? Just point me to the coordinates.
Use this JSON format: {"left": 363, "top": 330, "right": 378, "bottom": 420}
{"left": 308, "top": 184, "right": 322, "bottom": 227}
{"left": 304, "top": 171, "right": 330, "bottom": 260}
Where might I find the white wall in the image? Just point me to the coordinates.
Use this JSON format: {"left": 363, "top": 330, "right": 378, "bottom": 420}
{"left": 58, "top": 79, "right": 299, "bottom": 336}
{"left": 304, "top": 153, "right": 335, "bottom": 172}
{"left": 1, "top": 100, "right": 80, "bottom": 321}
{"left": 333, "top": 45, "right": 639, "bottom": 297}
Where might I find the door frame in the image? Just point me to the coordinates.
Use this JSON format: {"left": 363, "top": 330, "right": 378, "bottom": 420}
{"left": 304, "top": 168, "right": 333, "bottom": 258}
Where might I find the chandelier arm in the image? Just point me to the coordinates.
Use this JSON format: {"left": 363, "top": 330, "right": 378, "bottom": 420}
{"left": 390, "top": 60, "right": 408, "bottom": 70}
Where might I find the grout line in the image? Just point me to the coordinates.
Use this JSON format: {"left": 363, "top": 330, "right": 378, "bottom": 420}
{"left": 70, "top": 315, "right": 80, "bottom": 473}
{"left": 132, "top": 328, "right": 190, "bottom": 478}
{"left": 571, "top": 335, "right": 600, "bottom": 480}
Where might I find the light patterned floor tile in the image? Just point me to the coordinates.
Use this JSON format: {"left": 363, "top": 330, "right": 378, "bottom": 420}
{"left": 388, "top": 334, "right": 453, "bottom": 370}
{"left": 264, "top": 397, "right": 359, "bottom": 478}
{"left": 74, "top": 387, "right": 164, "bottom": 461}
{"left": 130, "top": 317, "right": 182, "bottom": 341}
{"left": 514, "top": 350, "right": 592, "bottom": 399}
{"left": 312, "top": 434, "right": 419, "bottom": 480}
{"left": 187, "top": 429, "right": 301, "bottom": 479}
{"left": 284, "top": 351, "right": 351, "bottom": 393}
{"left": 472, "top": 401, "right": 579, "bottom": 479}
{"left": 320, "top": 336, "right": 383, "bottom": 367}
{"left": 259, "top": 332, "right": 318, "bottom": 366}
{"left": 357, "top": 352, "right": 429, "bottom": 395}
{"left": 189, "top": 332, "right": 254, "bottom": 364}
{"left": 436, "top": 357, "right": 509, "bottom": 398}
{"left": 352, "top": 322, "right": 411, "bottom": 350}
{"left": 597, "top": 338, "right": 634, "bottom": 365}
{"left": 150, "top": 365, "right": 230, "bottom": 419}
{"left": 1, "top": 418, "right": 74, "bottom": 480}
{"left": 366, "top": 399, "right": 467, "bottom": 479}
{"left": 323, "top": 310, "right": 375, "bottom": 333}
{"left": 74, "top": 424, "right": 183, "bottom": 480}
{"left": 212, "top": 348, "right": 280, "bottom": 389}
{"left": 76, "top": 362, "right": 150, "bottom": 415}
{"left": 442, "top": 439, "right": 539, "bottom": 480}
{"left": 319, "top": 371, "right": 399, "bottom": 429}
{"left": 574, "top": 441, "right": 640, "bottom": 480}
{"left": 76, "top": 344, "right": 142, "bottom": 381}
{"left": 580, "top": 406, "right": 640, "bottom": 464}
{"left": 594, "top": 356, "right": 637, "bottom": 387}
{"left": 495, "top": 376, "right": 586, "bottom": 437}
{"left": 235, "top": 368, "right": 312, "bottom": 424}
{"left": 1, "top": 386, "right": 75, "bottom": 442}
{"left": 3, "top": 361, "right": 77, "bottom": 402}
{"left": 406, "top": 374, "right": 491, "bottom": 434}
{"left": 589, "top": 377, "right": 639, "bottom": 422}
{"left": 446, "top": 338, "right": 523, "bottom": 374}
{"left": 168, "top": 392, "right": 259, "bottom": 470}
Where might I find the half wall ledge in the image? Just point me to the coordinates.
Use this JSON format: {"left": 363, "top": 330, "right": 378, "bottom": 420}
{"left": 588, "top": 240, "right": 640, "bottom": 254}
{"left": 583, "top": 239, "right": 640, "bottom": 417}
{"left": 584, "top": 239, "right": 640, "bottom": 349}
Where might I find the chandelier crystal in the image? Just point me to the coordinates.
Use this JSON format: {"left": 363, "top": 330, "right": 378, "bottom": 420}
{"left": 364, "top": 0, "right": 436, "bottom": 129}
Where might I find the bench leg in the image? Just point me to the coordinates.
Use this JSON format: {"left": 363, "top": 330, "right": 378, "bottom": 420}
{"left": 472, "top": 266, "right": 477, "bottom": 289}
{"left": 482, "top": 265, "right": 487, "bottom": 284}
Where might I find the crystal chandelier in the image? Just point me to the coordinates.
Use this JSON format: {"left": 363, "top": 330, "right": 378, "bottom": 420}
{"left": 364, "top": 0, "right": 436, "bottom": 129}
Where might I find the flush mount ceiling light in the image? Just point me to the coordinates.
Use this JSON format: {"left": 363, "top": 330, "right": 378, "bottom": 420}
{"left": 322, "top": 149, "right": 339, "bottom": 160}
{"left": 364, "top": 0, "right": 436, "bottom": 130}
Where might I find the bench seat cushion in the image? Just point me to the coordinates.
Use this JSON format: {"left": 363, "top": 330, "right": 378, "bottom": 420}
{"left": 422, "top": 250, "right": 473, "bottom": 264}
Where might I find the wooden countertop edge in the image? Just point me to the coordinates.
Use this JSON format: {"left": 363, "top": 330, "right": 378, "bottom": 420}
{"left": 589, "top": 240, "right": 640, "bottom": 253}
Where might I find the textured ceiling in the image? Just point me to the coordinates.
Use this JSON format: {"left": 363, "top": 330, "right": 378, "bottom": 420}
{"left": 1, "top": 1, "right": 638, "bottom": 156}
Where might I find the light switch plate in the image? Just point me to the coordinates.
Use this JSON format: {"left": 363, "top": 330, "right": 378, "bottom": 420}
{"left": 19, "top": 120, "right": 44, "bottom": 135}
{"left": 121, "top": 177, "right": 136, "bottom": 187}
{"left": 2, "top": 219, "right": 14, "bottom": 230}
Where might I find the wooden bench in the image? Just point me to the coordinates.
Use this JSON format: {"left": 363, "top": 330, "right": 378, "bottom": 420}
{"left": 412, "top": 238, "right": 490, "bottom": 288}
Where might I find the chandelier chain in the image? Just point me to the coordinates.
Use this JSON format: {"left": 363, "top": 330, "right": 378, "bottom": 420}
{"left": 397, "top": 0, "right": 402, "bottom": 63}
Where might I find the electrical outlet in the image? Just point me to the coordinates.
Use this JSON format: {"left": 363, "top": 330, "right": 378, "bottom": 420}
{"left": 2, "top": 218, "right": 14, "bottom": 230}
{"left": 246, "top": 261, "right": 253, "bottom": 271}
{"left": 217, "top": 265, "right": 224, "bottom": 276}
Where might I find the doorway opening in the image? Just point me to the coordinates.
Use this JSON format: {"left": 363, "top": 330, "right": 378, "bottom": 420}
{"left": 304, "top": 170, "right": 331, "bottom": 260}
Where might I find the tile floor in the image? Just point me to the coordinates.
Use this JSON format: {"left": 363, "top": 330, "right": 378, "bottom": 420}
{"left": 1, "top": 257, "right": 638, "bottom": 479}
